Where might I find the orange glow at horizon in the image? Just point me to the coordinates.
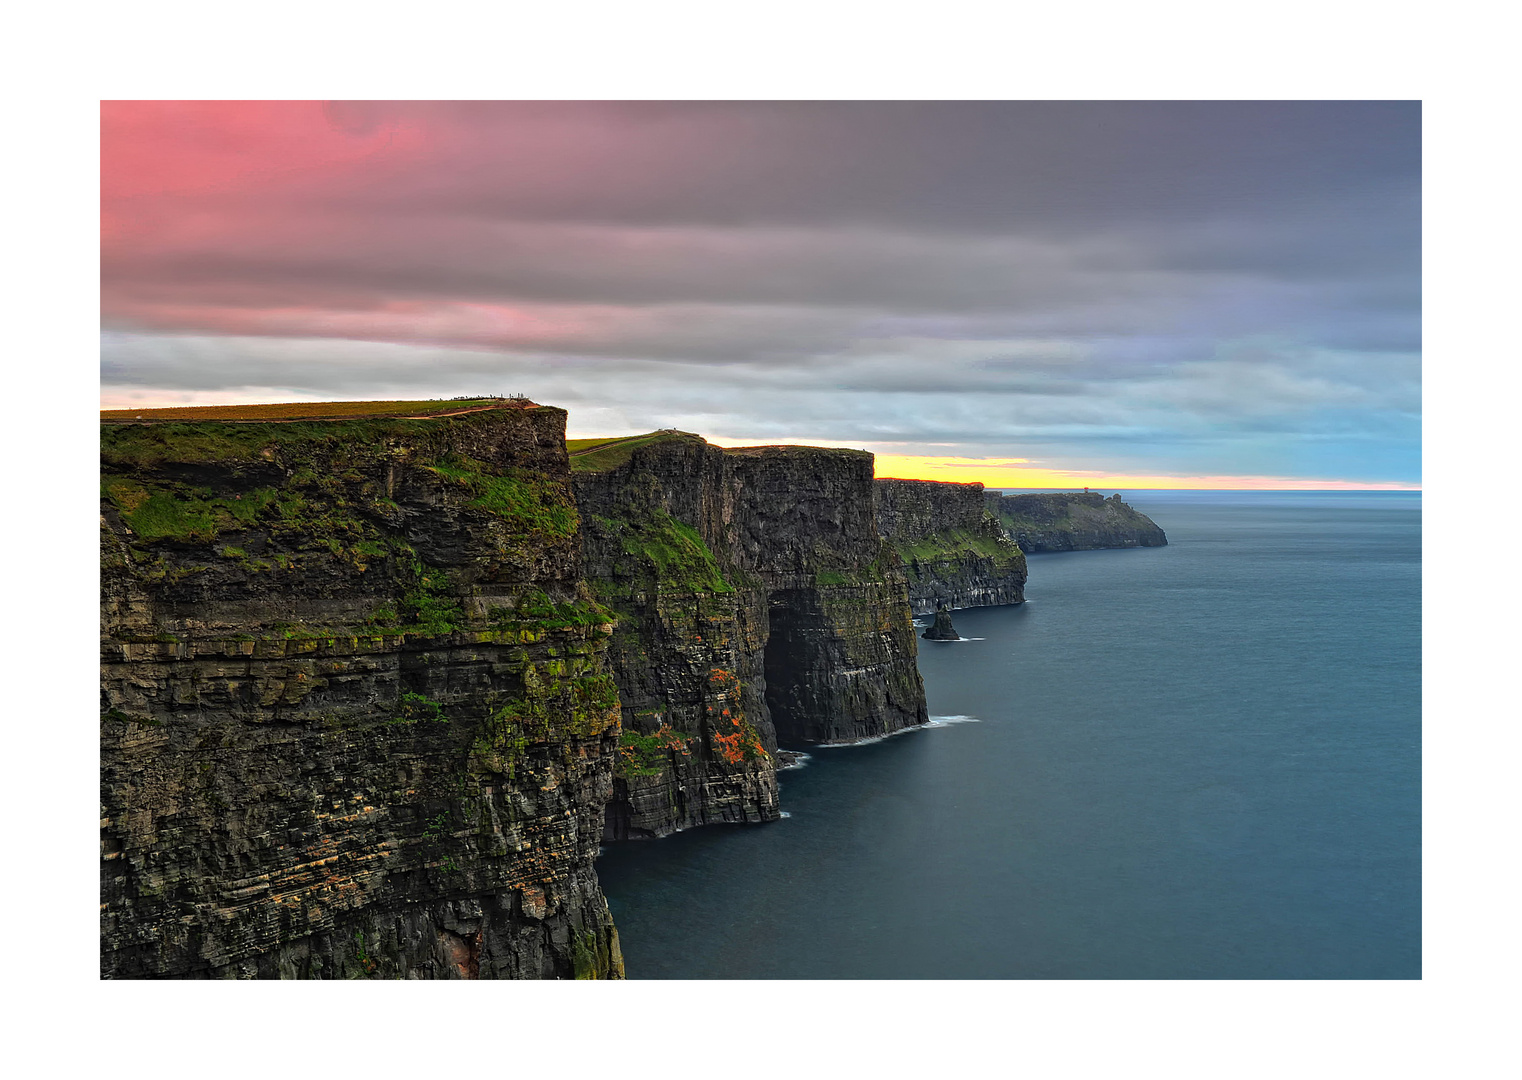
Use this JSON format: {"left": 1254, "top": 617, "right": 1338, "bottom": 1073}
{"left": 871, "top": 454, "right": 1419, "bottom": 491}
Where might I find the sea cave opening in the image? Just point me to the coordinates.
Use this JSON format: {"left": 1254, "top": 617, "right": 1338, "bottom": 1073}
{"left": 762, "top": 588, "right": 831, "bottom": 746}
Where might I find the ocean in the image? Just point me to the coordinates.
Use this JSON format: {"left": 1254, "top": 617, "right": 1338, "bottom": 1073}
{"left": 594, "top": 491, "right": 1421, "bottom": 979}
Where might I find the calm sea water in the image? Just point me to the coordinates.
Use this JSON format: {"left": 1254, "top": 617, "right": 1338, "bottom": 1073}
{"left": 595, "top": 491, "right": 1421, "bottom": 979}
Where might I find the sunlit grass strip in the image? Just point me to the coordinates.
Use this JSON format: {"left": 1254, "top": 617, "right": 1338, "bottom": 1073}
{"left": 566, "top": 430, "right": 697, "bottom": 472}
{"left": 100, "top": 399, "right": 501, "bottom": 422}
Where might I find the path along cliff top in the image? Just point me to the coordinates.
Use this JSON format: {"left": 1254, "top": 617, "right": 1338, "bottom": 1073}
{"left": 99, "top": 397, "right": 542, "bottom": 424}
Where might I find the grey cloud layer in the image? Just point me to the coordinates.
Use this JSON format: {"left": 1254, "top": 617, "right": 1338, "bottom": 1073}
{"left": 102, "top": 101, "right": 1420, "bottom": 483}
{"left": 102, "top": 330, "right": 1419, "bottom": 482}
{"left": 313, "top": 101, "right": 1419, "bottom": 235}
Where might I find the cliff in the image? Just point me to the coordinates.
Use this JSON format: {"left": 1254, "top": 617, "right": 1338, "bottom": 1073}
{"left": 985, "top": 491, "right": 1168, "bottom": 552}
{"left": 101, "top": 409, "right": 934, "bottom": 977}
{"left": 573, "top": 432, "right": 927, "bottom": 838}
{"left": 874, "top": 479, "right": 1027, "bottom": 615}
{"left": 100, "top": 405, "right": 625, "bottom": 979}
{"left": 571, "top": 433, "right": 778, "bottom": 840}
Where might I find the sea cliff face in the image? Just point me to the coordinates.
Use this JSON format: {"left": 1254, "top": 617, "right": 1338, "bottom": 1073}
{"left": 725, "top": 446, "right": 927, "bottom": 744}
{"left": 986, "top": 491, "right": 1168, "bottom": 552}
{"left": 574, "top": 434, "right": 927, "bottom": 840}
{"left": 874, "top": 478, "right": 1027, "bottom": 615}
{"left": 100, "top": 407, "right": 625, "bottom": 979}
{"left": 572, "top": 434, "right": 778, "bottom": 841}
{"left": 100, "top": 409, "right": 950, "bottom": 977}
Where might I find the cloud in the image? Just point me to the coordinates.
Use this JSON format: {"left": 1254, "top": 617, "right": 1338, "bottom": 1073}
{"left": 101, "top": 329, "right": 1420, "bottom": 484}
{"left": 154, "top": 101, "right": 1412, "bottom": 234}
{"left": 100, "top": 101, "right": 1421, "bottom": 485}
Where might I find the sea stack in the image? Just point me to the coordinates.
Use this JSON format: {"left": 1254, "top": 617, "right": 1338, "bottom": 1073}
{"left": 922, "top": 602, "right": 961, "bottom": 640}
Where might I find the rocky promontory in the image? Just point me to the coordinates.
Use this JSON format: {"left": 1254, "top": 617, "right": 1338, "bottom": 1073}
{"left": 874, "top": 478, "right": 1027, "bottom": 615}
{"left": 986, "top": 491, "right": 1167, "bottom": 552}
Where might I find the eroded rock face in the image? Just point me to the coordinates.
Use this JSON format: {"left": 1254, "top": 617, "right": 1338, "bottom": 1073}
{"left": 874, "top": 479, "right": 1027, "bottom": 615}
{"left": 100, "top": 408, "right": 624, "bottom": 979}
{"left": 725, "top": 448, "right": 926, "bottom": 745}
{"left": 985, "top": 491, "right": 1168, "bottom": 552}
{"left": 575, "top": 435, "right": 928, "bottom": 837}
{"left": 574, "top": 436, "right": 778, "bottom": 840}
{"left": 101, "top": 414, "right": 948, "bottom": 975}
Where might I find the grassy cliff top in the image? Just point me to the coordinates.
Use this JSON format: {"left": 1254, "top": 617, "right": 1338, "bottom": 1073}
{"left": 567, "top": 430, "right": 873, "bottom": 473}
{"left": 101, "top": 400, "right": 567, "bottom": 473}
{"left": 721, "top": 443, "right": 871, "bottom": 462}
{"left": 566, "top": 430, "right": 706, "bottom": 472}
{"left": 101, "top": 398, "right": 537, "bottom": 423}
{"left": 876, "top": 476, "right": 985, "bottom": 492}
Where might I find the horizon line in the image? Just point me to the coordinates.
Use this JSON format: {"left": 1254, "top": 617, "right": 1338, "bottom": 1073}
{"left": 911, "top": 484, "right": 1423, "bottom": 493}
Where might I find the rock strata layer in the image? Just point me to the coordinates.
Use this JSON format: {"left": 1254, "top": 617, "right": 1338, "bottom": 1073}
{"left": 100, "top": 407, "right": 625, "bottom": 979}
{"left": 574, "top": 433, "right": 928, "bottom": 839}
{"left": 985, "top": 491, "right": 1168, "bottom": 552}
{"left": 874, "top": 478, "right": 1027, "bottom": 615}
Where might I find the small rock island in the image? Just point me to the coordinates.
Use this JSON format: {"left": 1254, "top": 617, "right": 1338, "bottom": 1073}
{"left": 922, "top": 602, "right": 961, "bottom": 640}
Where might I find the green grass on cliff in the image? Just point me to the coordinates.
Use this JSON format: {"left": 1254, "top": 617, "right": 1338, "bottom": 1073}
{"left": 98, "top": 408, "right": 605, "bottom": 649}
{"left": 598, "top": 508, "right": 734, "bottom": 594}
{"left": 992, "top": 510, "right": 1078, "bottom": 539}
{"left": 469, "top": 659, "right": 621, "bottom": 778}
{"left": 100, "top": 417, "right": 442, "bottom": 468}
{"left": 813, "top": 547, "right": 893, "bottom": 587}
{"left": 390, "top": 691, "right": 447, "bottom": 725}
{"left": 427, "top": 458, "right": 578, "bottom": 542}
{"left": 490, "top": 588, "right": 616, "bottom": 632}
{"left": 100, "top": 399, "right": 504, "bottom": 423}
{"left": 103, "top": 422, "right": 577, "bottom": 552}
{"left": 103, "top": 478, "right": 280, "bottom": 543}
{"left": 396, "top": 550, "right": 465, "bottom": 634}
{"left": 889, "top": 524, "right": 1025, "bottom": 569}
{"left": 617, "top": 725, "right": 695, "bottom": 778}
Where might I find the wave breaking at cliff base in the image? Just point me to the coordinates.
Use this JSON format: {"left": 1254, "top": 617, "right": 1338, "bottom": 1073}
{"left": 810, "top": 714, "right": 983, "bottom": 748}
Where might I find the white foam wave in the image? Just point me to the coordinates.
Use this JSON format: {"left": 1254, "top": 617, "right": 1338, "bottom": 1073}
{"left": 812, "top": 714, "right": 982, "bottom": 747}
{"left": 815, "top": 733, "right": 892, "bottom": 747}
{"left": 775, "top": 750, "right": 812, "bottom": 771}
{"left": 778, "top": 811, "right": 792, "bottom": 819}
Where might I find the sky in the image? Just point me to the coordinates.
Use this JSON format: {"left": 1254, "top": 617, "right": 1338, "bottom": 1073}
{"left": 100, "top": 100, "right": 1421, "bottom": 489}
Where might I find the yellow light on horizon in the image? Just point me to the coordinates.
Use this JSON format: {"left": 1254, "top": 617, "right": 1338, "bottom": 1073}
{"left": 871, "top": 454, "right": 1420, "bottom": 491}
